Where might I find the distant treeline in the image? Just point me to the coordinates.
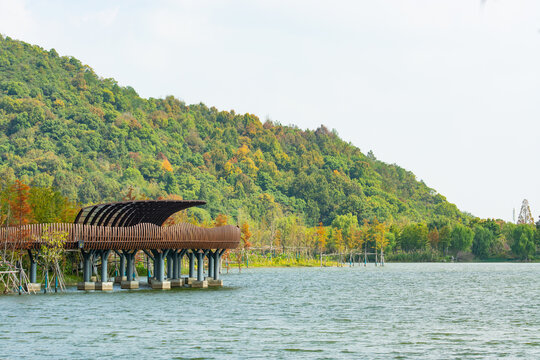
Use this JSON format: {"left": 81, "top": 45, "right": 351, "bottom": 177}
{"left": 2, "top": 178, "right": 539, "bottom": 263}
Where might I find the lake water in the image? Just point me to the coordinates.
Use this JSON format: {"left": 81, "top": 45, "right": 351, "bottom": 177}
{"left": 1, "top": 263, "right": 540, "bottom": 359}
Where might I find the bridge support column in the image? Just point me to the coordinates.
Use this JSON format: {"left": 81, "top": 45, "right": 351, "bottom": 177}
{"left": 208, "top": 249, "right": 224, "bottom": 287}
{"left": 26, "top": 250, "right": 41, "bottom": 292}
{"left": 166, "top": 253, "right": 173, "bottom": 279}
{"left": 191, "top": 250, "right": 208, "bottom": 288}
{"left": 121, "top": 251, "right": 139, "bottom": 289}
{"left": 152, "top": 256, "right": 158, "bottom": 283}
{"left": 172, "top": 251, "right": 179, "bottom": 279}
{"left": 207, "top": 252, "right": 214, "bottom": 279}
{"left": 170, "top": 250, "right": 184, "bottom": 287}
{"left": 96, "top": 250, "right": 113, "bottom": 291}
{"left": 78, "top": 250, "right": 96, "bottom": 290}
{"left": 150, "top": 250, "right": 170, "bottom": 290}
{"left": 114, "top": 252, "right": 127, "bottom": 284}
{"left": 186, "top": 251, "right": 196, "bottom": 285}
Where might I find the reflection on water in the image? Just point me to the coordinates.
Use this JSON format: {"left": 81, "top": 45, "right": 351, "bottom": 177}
{"left": 1, "top": 263, "right": 540, "bottom": 359}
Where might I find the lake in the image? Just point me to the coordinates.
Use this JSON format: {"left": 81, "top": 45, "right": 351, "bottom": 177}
{"left": 1, "top": 263, "right": 539, "bottom": 359}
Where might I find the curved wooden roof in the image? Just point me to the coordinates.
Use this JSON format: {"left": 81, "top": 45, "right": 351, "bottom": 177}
{"left": 74, "top": 200, "right": 206, "bottom": 227}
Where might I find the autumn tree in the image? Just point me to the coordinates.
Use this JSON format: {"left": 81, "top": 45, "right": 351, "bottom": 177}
{"left": 239, "top": 222, "right": 252, "bottom": 268}
{"left": 241, "top": 222, "right": 252, "bottom": 249}
{"left": 214, "top": 214, "right": 228, "bottom": 227}
{"left": 359, "top": 219, "right": 370, "bottom": 265}
{"left": 9, "top": 179, "right": 33, "bottom": 227}
{"left": 428, "top": 227, "right": 440, "bottom": 250}
{"left": 334, "top": 229, "right": 344, "bottom": 266}
{"left": 274, "top": 229, "right": 282, "bottom": 253}
{"left": 316, "top": 222, "right": 327, "bottom": 267}
{"left": 373, "top": 219, "right": 388, "bottom": 264}
{"left": 331, "top": 213, "right": 359, "bottom": 264}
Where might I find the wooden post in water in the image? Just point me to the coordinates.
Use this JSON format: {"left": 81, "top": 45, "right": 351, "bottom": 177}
{"left": 18, "top": 261, "right": 22, "bottom": 295}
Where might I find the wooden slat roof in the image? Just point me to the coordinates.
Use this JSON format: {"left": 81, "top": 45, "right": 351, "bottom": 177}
{"left": 74, "top": 200, "right": 206, "bottom": 227}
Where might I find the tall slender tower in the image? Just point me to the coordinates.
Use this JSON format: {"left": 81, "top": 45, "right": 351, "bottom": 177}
{"left": 517, "top": 199, "right": 534, "bottom": 225}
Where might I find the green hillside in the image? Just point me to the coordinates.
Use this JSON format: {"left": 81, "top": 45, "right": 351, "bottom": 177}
{"left": 0, "top": 35, "right": 465, "bottom": 229}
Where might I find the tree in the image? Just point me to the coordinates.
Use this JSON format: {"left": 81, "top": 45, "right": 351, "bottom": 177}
{"left": 334, "top": 229, "right": 344, "bottom": 265}
{"left": 510, "top": 224, "right": 535, "bottom": 260}
{"left": 331, "top": 213, "right": 359, "bottom": 262}
{"left": 438, "top": 225, "right": 451, "bottom": 254}
{"left": 241, "top": 222, "right": 252, "bottom": 249}
{"left": 472, "top": 226, "right": 494, "bottom": 259}
{"left": 9, "top": 179, "right": 33, "bottom": 226}
{"left": 358, "top": 219, "right": 370, "bottom": 264}
{"left": 535, "top": 217, "right": 540, "bottom": 247}
{"left": 316, "top": 222, "right": 327, "bottom": 267}
{"left": 40, "top": 226, "right": 68, "bottom": 291}
{"left": 373, "top": 219, "right": 388, "bottom": 264}
{"left": 274, "top": 229, "right": 282, "bottom": 252}
{"left": 214, "top": 214, "right": 228, "bottom": 227}
{"left": 450, "top": 224, "right": 474, "bottom": 255}
{"left": 428, "top": 227, "right": 439, "bottom": 249}
{"left": 399, "top": 223, "right": 428, "bottom": 252}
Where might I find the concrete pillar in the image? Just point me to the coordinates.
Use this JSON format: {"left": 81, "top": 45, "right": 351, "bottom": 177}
{"left": 120, "top": 253, "right": 126, "bottom": 276}
{"left": 157, "top": 252, "right": 165, "bottom": 281}
{"left": 167, "top": 253, "right": 173, "bottom": 279}
{"left": 26, "top": 250, "right": 41, "bottom": 292}
{"left": 96, "top": 250, "right": 113, "bottom": 291}
{"left": 121, "top": 251, "right": 139, "bottom": 289}
{"left": 208, "top": 253, "right": 214, "bottom": 279}
{"left": 189, "top": 251, "right": 207, "bottom": 288}
{"left": 149, "top": 250, "right": 170, "bottom": 289}
{"left": 100, "top": 250, "right": 111, "bottom": 282}
{"left": 197, "top": 251, "right": 204, "bottom": 281}
{"left": 114, "top": 252, "right": 127, "bottom": 283}
{"left": 78, "top": 250, "right": 96, "bottom": 290}
{"left": 172, "top": 252, "right": 179, "bottom": 279}
{"left": 214, "top": 250, "right": 220, "bottom": 280}
{"left": 170, "top": 251, "right": 184, "bottom": 287}
{"left": 189, "top": 252, "right": 195, "bottom": 278}
{"left": 126, "top": 252, "right": 134, "bottom": 281}
{"left": 27, "top": 250, "right": 37, "bottom": 283}
{"left": 83, "top": 251, "right": 92, "bottom": 282}
{"left": 153, "top": 256, "right": 158, "bottom": 281}
{"left": 207, "top": 250, "right": 223, "bottom": 287}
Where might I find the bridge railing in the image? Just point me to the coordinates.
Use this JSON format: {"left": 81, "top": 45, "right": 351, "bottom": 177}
{"left": 0, "top": 223, "right": 240, "bottom": 251}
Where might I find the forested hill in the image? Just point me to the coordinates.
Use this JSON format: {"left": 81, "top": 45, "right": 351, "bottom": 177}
{"left": 0, "top": 35, "right": 465, "bottom": 226}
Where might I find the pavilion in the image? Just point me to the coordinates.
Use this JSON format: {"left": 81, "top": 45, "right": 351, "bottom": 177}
{"left": 0, "top": 200, "right": 241, "bottom": 291}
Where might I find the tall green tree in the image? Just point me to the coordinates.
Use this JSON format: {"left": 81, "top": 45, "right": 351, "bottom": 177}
{"left": 399, "top": 223, "right": 428, "bottom": 252}
{"left": 510, "top": 224, "right": 535, "bottom": 260}
{"left": 472, "top": 226, "right": 494, "bottom": 259}
{"left": 450, "top": 224, "right": 474, "bottom": 254}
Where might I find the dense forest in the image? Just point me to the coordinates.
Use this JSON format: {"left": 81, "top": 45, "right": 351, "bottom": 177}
{"left": 0, "top": 35, "right": 539, "bottom": 262}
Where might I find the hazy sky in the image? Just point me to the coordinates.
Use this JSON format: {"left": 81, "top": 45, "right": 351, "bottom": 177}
{"left": 1, "top": 0, "right": 539, "bottom": 221}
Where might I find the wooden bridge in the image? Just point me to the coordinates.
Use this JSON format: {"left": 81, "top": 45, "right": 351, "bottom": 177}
{"left": 0, "top": 200, "right": 241, "bottom": 291}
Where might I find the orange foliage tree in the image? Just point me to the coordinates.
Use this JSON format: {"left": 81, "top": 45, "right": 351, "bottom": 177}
{"left": 214, "top": 214, "right": 228, "bottom": 227}
{"left": 9, "top": 180, "right": 33, "bottom": 227}
{"left": 241, "top": 222, "right": 252, "bottom": 249}
{"left": 316, "top": 222, "right": 327, "bottom": 267}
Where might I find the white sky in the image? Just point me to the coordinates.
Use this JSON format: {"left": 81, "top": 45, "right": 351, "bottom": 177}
{"left": 1, "top": 0, "right": 539, "bottom": 222}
